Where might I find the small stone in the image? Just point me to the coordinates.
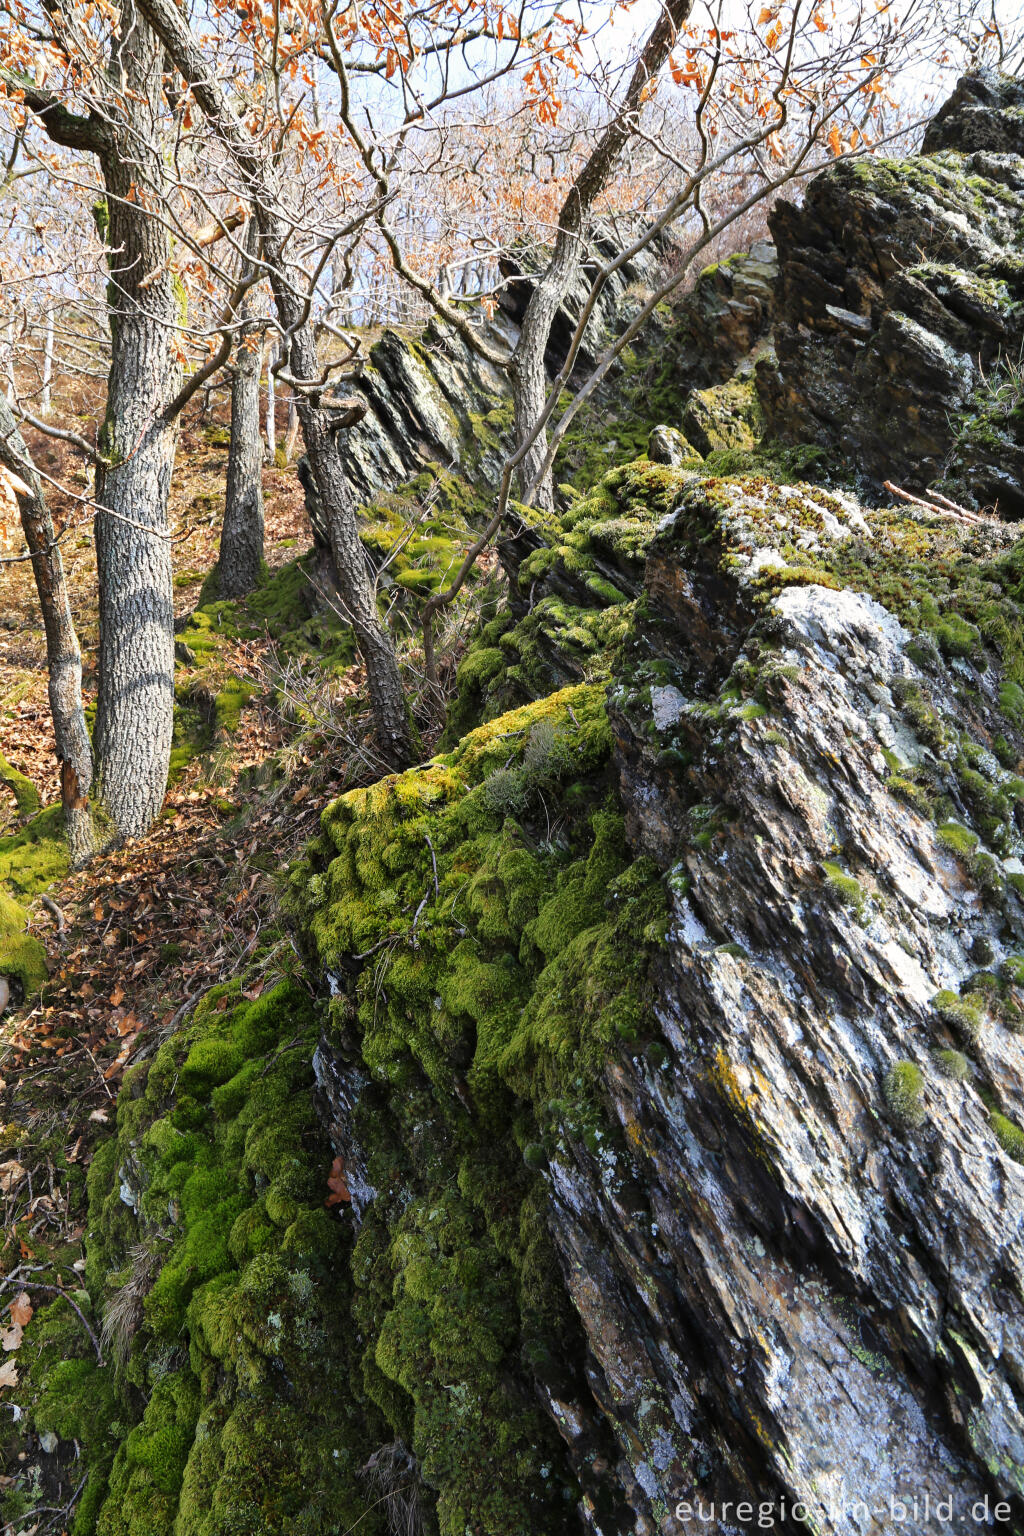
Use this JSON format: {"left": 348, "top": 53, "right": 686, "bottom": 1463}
{"left": 647, "top": 425, "right": 699, "bottom": 467}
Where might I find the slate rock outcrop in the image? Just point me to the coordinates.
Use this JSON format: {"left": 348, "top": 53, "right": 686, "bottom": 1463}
{"left": 758, "top": 68, "right": 1024, "bottom": 517}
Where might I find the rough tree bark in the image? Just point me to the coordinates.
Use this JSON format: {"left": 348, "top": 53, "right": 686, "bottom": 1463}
{"left": 19, "top": 0, "right": 183, "bottom": 839}
{"left": 138, "top": 0, "right": 413, "bottom": 766}
{"left": 91, "top": 0, "right": 182, "bottom": 838}
{"left": 265, "top": 340, "right": 277, "bottom": 461}
{"left": 0, "top": 399, "right": 95, "bottom": 865}
{"left": 217, "top": 222, "right": 265, "bottom": 598}
{"left": 509, "top": 0, "right": 694, "bottom": 510}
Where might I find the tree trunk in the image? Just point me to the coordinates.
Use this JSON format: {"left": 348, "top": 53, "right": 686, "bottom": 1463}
{"left": 41, "top": 305, "right": 53, "bottom": 415}
{"left": 92, "top": 0, "right": 182, "bottom": 839}
{"left": 217, "top": 226, "right": 264, "bottom": 597}
{"left": 509, "top": 0, "right": 694, "bottom": 511}
{"left": 288, "top": 319, "right": 413, "bottom": 764}
{"left": 284, "top": 396, "right": 300, "bottom": 463}
{"left": 265, "top": 342, "right": 276, "bottom": 460}
{"left": 136, "top": 0, "right": 414, "bottom": 767}
{"left": 0, "top": 398, "right": 95, "bottom": 865}
{"left": 510, "top": 277, "right": 566, "bottom": 511}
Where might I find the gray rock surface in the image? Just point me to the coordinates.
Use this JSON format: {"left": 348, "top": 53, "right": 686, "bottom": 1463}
{"left": 758, "top": 71, "right": 1024, "bottom": 515}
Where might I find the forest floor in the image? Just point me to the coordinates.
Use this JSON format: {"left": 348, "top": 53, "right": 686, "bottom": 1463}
{"left": 0, "top": 401, "right": 359, "bottom": 1358}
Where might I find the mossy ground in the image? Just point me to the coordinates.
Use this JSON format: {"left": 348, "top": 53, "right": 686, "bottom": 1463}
{"left": 0, "top": 804, "right": 69, "bottom": 1000}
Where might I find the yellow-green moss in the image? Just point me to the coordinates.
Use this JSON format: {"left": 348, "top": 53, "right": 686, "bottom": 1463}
{"left": 284, "top": 682, "right": 668, "bottom": 1532}
{"left": 19, "top": 981, "right": 383, "bottom": 1536}
{"left": 884, "top": 1061, "right": 926, "bottom": 1127}
{"left": 0, "top": 803, "right": 66, "bottom": 997}
{"left": 933, "top": 988, "right": 984, "bottom": 1043}
{"left": 0, "top": 887, "right": 47, "bottom": 993}
{"left": 0, "top": 751, "right": 40, "bottom": 818}
{"left": 0, "top": 802, "right": 69, "bottom": 895}
{"left": 991, "top": 1110, "right": 1024, "bottom": 1163}
{"left": 935, "top": 1048, "right": 971, "bottom": 1081}
{"left": 821, "top": 861, "right": 867, "bottom": 921}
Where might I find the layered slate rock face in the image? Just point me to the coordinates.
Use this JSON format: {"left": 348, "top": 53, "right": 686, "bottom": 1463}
{"left": 578, "top": 482, "right": 1024, "bottom": 1532}
{"left": 923, "top": 69, "right": 1024, "bottom": 156}
{"left": 758, "top": 68, "right": 1024, "bottom": 516}
{"left": 317, "top": 318, "right": 514, "bottom": 514}
{"left": 322, "top": 229, "right": 676, "bottom": 514}
{"left": 496, "top": 223, "right": 671, "bottom": 375}
{"left": 298, "top": 462, "right": 1024, "bottom": 1533}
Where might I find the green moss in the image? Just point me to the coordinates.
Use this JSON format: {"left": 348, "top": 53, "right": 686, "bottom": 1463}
{"left": 0, "top": 803, "right": 67, "bottom": 999}
{"left": 884, "top": 1061, "right": 926, "bottom": 1127}
{"left": 933, "top": 613, "right": 984, "bottom": 661}
{"left": 821, "top": 861, "right": 867, "bottom": 920}
{"left": 0, "top": 802, "right": 69, "bottom": 896}
{"left": 213, "top": 679, "right": 255, "bottom": 735}
{"left": 885, "top": 774, "right": 934, "bottom": 817}
{"left": 284, "top": 682, "right": 668, "bottom": 1530}
{"left": 681, "top": 376, "right": 764, "bottom": 456}
{"left": 360, "top": 467, "right": 489, "bottom": 603}
{"left": 444, "top": 462, "right": 695, "bottom": 739}
{"left": 662, "top": 475, "right": 1024, "bottom": 737}
{"left": 933, "top": 988, "right": 984, "bottom": 1042}
{"left": 1002, "top": 955, "right": 1024, "bottom": 986}
{"left": 0, "top": 888, "right": 47, "bottom": 994}
{"left": 934, "top": 1048, "right": 971, "bottom": 1081}
{"left": 991, "top": 1110, "right": 1024, "bottom": 1163}
{"left": 21, "top": 981, "right": 382, "bottom": 1536}
{"left": 702, "top": 441, "right": 828, "bottom": 482}
{"left": 0, "top": 752, "right": 40, "bottom": 818}
{"left": 937, "top": 822, "right": 980, "bottom": 858}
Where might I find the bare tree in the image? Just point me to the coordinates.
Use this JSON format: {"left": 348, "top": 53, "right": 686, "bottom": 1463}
{"left": 9, "top": 0, "right": 185, "bottom": 837}
{"left": 134, "top": 0, "right": 417, "bottom": 767}
{"left": 509, "top": 0, "right": 693, "bottom": 510}
{"left": 0, "top": 398, "right": 94, "bottom": 864}
{"left": 3, "top": 0, "right": 271, "bottom": 833}
{"left": 217, "top": 220, "right": 265, "bottom": 598}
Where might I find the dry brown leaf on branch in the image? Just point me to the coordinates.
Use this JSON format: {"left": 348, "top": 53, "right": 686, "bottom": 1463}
{"left": 0, "top": 1359, "right": 18, "bottom": 1390}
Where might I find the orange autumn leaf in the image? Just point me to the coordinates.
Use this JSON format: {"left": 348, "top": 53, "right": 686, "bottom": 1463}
{"left": 325, "top": 1155, "right": 351, "bottom": 1207}
{"left": 10, "top": 1294, "right": 32, "bottom": 1329}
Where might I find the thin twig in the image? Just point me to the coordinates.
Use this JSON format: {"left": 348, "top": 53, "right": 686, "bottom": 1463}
{"left": 883, "top": 480, "right": 991, "bottom": 526}
{"left": 2, "top": 1277, "right": 104, "bottom": 1363}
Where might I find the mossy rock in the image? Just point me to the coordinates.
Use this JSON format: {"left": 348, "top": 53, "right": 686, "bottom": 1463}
{"left": 19, "top": 981, "right": 382, "bottom": 1536}
{"left": 991, "top": 1110, "right": 1024, "bottom": 1163}
{"left": 681, "top": 377, "right": 764, "bottom": 457}
{"left": 0, "top": 803, "right": 65, "bottom": 1000}
{"left": 884, "top": 1061, "right": 926, "bottom": 1127}
{"left": 0, "top": 803, "right": 69, "bottom": 896}
{"left": 284, "top": 682, "right": 669, "bottom": 1530}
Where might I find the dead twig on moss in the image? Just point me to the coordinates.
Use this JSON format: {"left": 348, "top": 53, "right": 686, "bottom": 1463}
{"left": 883, "top": 480, "right": 992, "bottom": 526}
